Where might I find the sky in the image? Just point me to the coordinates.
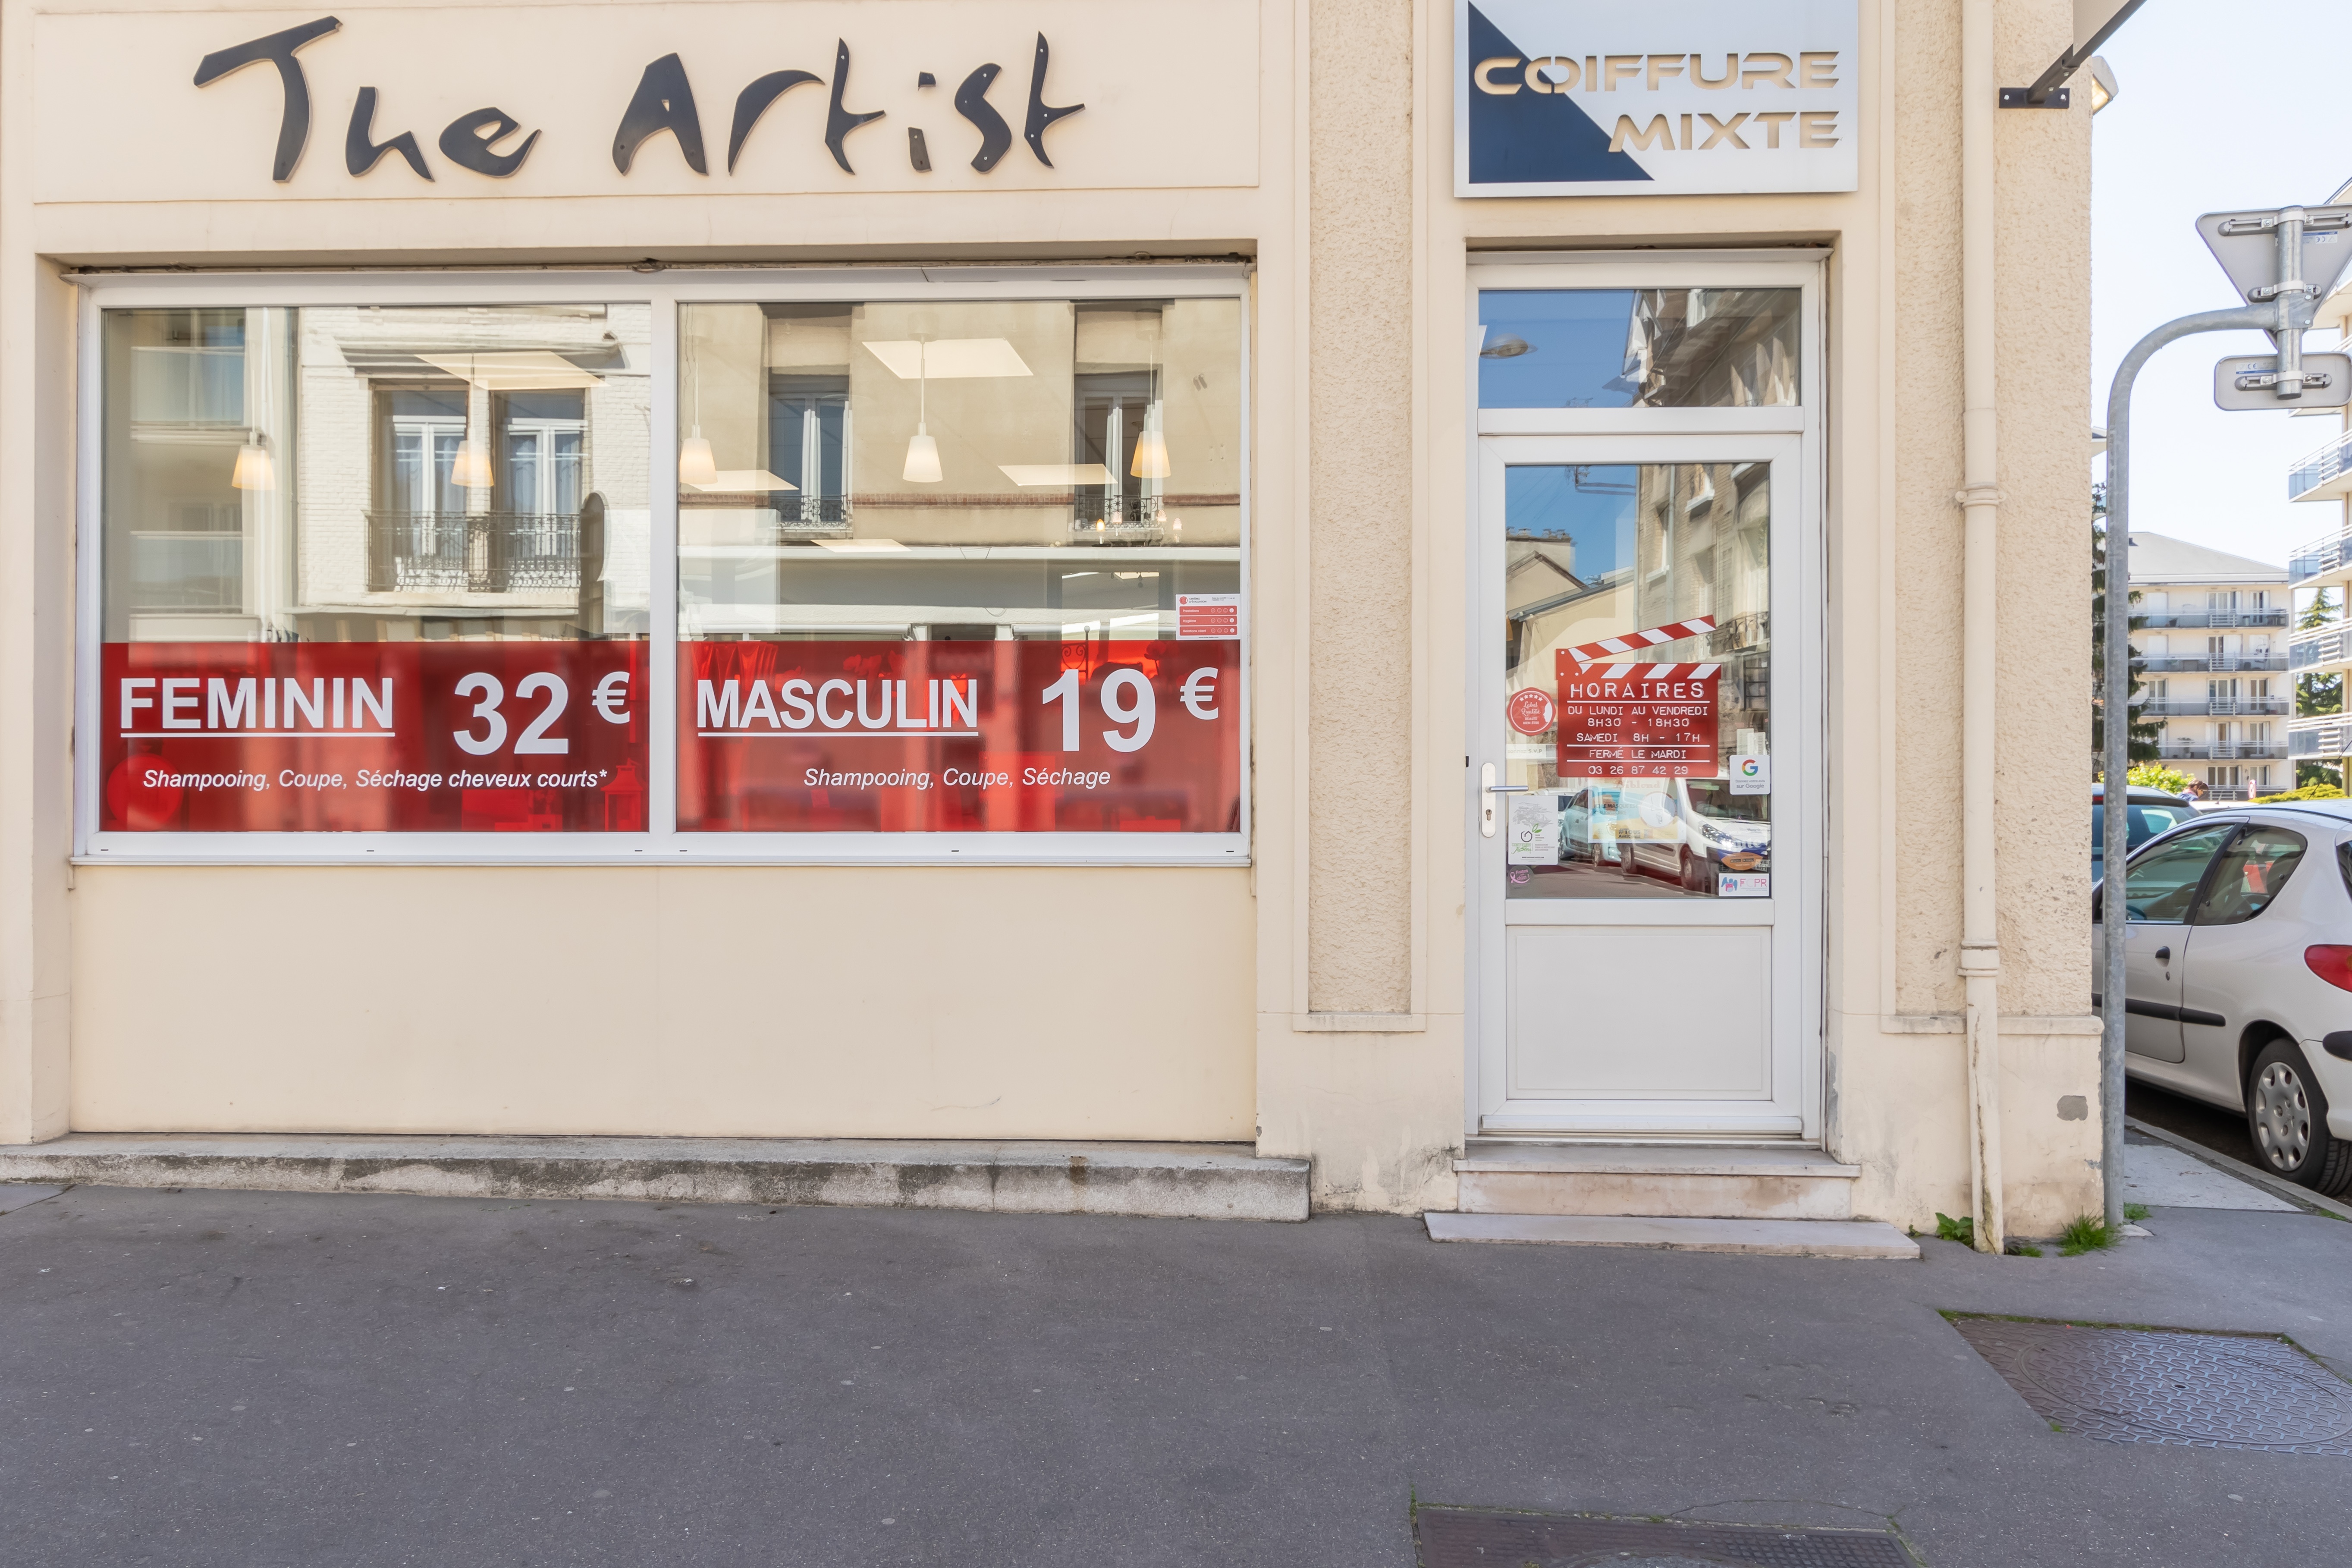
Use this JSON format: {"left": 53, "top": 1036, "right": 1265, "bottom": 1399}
{"left": 2091, "top": 0, "right": 2352, "bottom": 574}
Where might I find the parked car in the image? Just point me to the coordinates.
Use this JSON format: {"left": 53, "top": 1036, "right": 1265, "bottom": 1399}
{"left": 2090, "top": 782, "right": 2197, "bottom": 882}
{"left": 2095, "top": 800, "right": 2352, "bottom": 1195}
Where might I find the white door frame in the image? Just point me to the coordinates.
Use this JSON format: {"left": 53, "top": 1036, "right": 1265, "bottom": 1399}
{"left": 1461, "top": 255, "right": 1826, "bottom": 1144}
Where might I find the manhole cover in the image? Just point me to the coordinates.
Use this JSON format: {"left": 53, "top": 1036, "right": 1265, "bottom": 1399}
{"left": 1950, "top": 1315, "right": 2352, "bottom": 1453}
{"left": 1413, "top": 1508, "right": 1912, "bottom": 1568}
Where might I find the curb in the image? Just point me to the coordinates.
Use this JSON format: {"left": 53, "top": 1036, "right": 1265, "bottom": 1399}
{"left": 0, "top": 1134, "right": 1313, "bottom": 1222}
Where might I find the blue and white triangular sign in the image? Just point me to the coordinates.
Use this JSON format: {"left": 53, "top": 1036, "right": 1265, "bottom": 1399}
{"left": 1457, "top": 0, "right": 1860, "bottom": 198}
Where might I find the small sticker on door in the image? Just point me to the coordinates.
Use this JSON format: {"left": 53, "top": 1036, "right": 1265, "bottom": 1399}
{"left": 1718, "top": 872, "right": 1771, "bottom": 898}
{"left": 1507, "top": 792, "right": 1560, "bottom": 865}
{"left": 1506, "top": 688, "right": 1557, "bottom": 735}
{"left": 1730, "top": 754, "right": 1770, "bottom": 795}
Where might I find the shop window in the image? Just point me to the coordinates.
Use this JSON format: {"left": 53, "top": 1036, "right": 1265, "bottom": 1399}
{"left": 97, "top": 305, "right": 651, "bottom": 835}
{"left": 1478, "top": 289, "right": 1801, "bottom": 409}
{"left": 675, "top": 295, "right": 1244, "bottom": 836}
{"left": 1502, "top": 460, "right": 1771, "bottom": 900}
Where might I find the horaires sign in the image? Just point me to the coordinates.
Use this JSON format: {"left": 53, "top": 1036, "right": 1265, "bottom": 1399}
{"left": 1456, "top": 0, "right": 1860, "bottom": 198}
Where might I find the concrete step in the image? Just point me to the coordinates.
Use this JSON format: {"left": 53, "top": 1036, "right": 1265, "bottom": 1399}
{"left": 1454, "top": 1141, "right": 1861, "bottom": 1220}
{"left": 1426, "top": 1211, "right": 1919, "bottom": 1259}
{"left": 0, "top": 1135, "right": 1309, "bottom": 1222}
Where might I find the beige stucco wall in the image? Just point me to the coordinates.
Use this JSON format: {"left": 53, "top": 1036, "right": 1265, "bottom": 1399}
{"left": 0, "top": 0, "right": 2105, "bottom": 1234}
{"left": 70, "top": 866, "right": 1254, "bottom": 1138}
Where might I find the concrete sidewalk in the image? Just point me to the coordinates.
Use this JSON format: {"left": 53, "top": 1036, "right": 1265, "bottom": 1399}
{"left": 3, "top": 1180, "right": 2348, "bottom": 1567}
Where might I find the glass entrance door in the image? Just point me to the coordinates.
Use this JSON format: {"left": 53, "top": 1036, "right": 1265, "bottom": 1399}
{"left": 1473, "top": 434, "right": 1810, "bottom": 1137}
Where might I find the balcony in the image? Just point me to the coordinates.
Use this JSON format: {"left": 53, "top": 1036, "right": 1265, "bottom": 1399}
{"left": 2138, "top": 653, "right": 2288, "bottom": 673}
{"left": 2290, "top": 430, "right": 2352, "bottom": 504}
{"left": 2136, "top": 609, "right": 2289, "bottom": 628}
{"left": 2290, "top": 718, "right": 2347, "bottom": 757}
{"left": 366, "top": 511, "right": 579, "bottom": 594}
{"left": 2135, "top": 698, "right": 2289, "bottom": 718}
{"left": 2292, "top": 626, "right": 2347, "bottom": 669}
{"left": 2157, "top": 742, "right": 2288, "bottom": 761}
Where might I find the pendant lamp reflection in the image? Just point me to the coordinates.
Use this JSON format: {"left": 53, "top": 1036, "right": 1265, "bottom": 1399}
{"left": 1129, "top": 317, "right": 1170, "bottom": 479}
{"left": 448, "top": 439, "right": 496, "bottom": 490}
{"left": 449, "top": 354, "right": 494, "bottom": 489}
{"left": 229, "top": 429, "right": 275, "bottom": 490}
{"left": 1130, "top": 404, "right": 1170, "bottom": 480}
{"left": 679, "top": 340, "right": 720, "bottom": 487}
{"left": 903, "top": 337, "right": 942, "bottom": 483}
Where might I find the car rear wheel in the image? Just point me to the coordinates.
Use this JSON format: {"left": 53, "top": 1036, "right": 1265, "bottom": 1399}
{"left": 2245, "top": 1039, "right": 2352, "bottom": 1197}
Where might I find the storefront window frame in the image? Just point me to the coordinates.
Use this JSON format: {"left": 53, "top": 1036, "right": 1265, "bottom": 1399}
{"left": 72, "top": 267, "right": 1253, "bottom": 866}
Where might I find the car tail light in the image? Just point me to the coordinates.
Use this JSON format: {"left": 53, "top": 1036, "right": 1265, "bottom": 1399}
{"left": 2306, "top": 946, "right": 2352, "bottom": 994}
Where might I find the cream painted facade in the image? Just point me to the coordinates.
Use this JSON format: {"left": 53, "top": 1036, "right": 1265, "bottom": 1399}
{"left": 0, "top": 0, "right": 2104, "bottom": 1236}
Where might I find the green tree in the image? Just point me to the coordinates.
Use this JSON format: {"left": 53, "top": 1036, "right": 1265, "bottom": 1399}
{"left": 2091, "top": 487, "right": 2162, "bottom": 767}
{"left": 2127, "top": 762, "right": 2195, "bottom": 795}
{"left": 2298, "top": 671, "right": 2343, "bottom": 718}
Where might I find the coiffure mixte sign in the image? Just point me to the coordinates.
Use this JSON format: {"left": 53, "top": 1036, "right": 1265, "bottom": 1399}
{"left": 1456, "top": 0, "right": 1859, "bottom": 198}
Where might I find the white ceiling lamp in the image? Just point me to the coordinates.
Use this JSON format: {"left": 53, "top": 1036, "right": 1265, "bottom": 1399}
{"left": 230, "top": 428, "right": 274, "bottom": 490}
{"left": 448, "top": 354, "right": 494, "bottom": 490}
{"left": 904, "top": 337, "right": 942, "bottom": 484}
{"left": 678, "top": 342, "right": 719, "bottom": 488}
{"left": 448, "top": 439, "right": 496, "bottom": 491}
{"left": 1131, "top": 315, "right": 1171, "bottom": 481}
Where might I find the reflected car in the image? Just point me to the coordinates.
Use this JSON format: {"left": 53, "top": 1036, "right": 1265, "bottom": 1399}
{"left": 2095, "top": 800, "right": 2352, "bottom": 1195}
{"left": 1561, "top": 785, "right": 1629, "bottom": 863}
{"left": 2090, "top": 782, "right": 2196, "bottom": 881}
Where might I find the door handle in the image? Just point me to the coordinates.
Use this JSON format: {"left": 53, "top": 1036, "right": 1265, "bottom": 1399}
{"left": 1480, "top": 765, "right": 1532, "bottom": 838}
{"left": 2154, "top": 946, "right": 2171, "bottom": 963}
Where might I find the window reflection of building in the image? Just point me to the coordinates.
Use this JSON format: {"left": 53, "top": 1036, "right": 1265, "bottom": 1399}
{"left": 675, "top": 296, "right": 1242, "bottom": 645}
{"left": 103, "top": 304, "right": 651, "bottom": 647}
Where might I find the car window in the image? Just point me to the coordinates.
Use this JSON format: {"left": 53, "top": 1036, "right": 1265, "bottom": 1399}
{"left": 1686, "top": 780, "right": 1769, "bottom": 822}
{"left": 2194, "top": 826, "right": 2307, "bottom": 926}
{"left": 2091, "top": 803, "right": 2198, "bottom": 860}
{"left": 2340, "top": 839, "right": 2352, "bottom": 902}
{"left": 2118, "top": 824, "right": 2236, "bottom": 923}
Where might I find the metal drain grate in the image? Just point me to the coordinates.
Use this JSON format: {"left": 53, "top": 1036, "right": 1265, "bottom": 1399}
{"left": 1951, "top": 1314, "right": 2352, "bottom": 1453}
{"left": 1413, "top": 1507, "right": 1913, "bottom": 1568}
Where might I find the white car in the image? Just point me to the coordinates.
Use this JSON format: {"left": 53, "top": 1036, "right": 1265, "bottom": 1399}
{"left": 2096, "top": 800, "right": 2352, "bottom": 1196}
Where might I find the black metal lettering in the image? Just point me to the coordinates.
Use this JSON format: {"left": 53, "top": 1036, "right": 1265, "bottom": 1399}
{"left": 612, "top": 53, "right": 707, "bottom": 175}
{"left": 345, "top": 87, "right": 431, "bottom": 180}
{"left": 193, "top": 15, "right": 342, "bottom": 183}
{"left": 438, "top": 109, "right": 540, "bottom": 178}
{"left": 823, "top": 39, "right": 884, "bottom": 174}
{"left": 908, "top": 127, "right": 933, "bottom": 172}
{"left": 727, "top": 69, "right": 821, "bottom": 173}
{"left": 954, "top": 63, "right": 1013, "bottom": 172}
{"left": 1023, "top": 33, "right": 1083, "bottom": 167}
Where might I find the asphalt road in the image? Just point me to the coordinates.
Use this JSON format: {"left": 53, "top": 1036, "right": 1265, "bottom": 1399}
{"left": 6, "top": 1182, "right": 2350, "bottom": 1567}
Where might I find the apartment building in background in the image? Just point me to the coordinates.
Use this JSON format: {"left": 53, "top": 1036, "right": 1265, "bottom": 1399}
{"left": 2123, "top": 532, "right": 2288, "bottom": 799}
{"left": 2289, "top": 327, "right": 2352, "bottom": 780}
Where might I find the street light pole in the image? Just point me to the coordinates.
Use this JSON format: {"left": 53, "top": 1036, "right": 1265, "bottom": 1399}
{"left": 2101, "top": 303, "right": 2273, "bottom": 1234}
{"left": 2099, "top": 198, "right": 2352, "bottom": 1235}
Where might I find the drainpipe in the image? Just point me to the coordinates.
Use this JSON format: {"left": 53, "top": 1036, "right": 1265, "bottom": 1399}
{"left": 1957, "top": 0, "right": 2006, "bottom": 1255}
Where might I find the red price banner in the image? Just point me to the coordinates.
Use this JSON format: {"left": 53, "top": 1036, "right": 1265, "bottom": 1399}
{"left": 680, "top": 640, "right": 1242, "bottom": 833}
{"left": 1554, "top": 654, "right": 1721, "bottom": 779}
{"left": 100, "top": 642, "right": 649, "bottom": 832}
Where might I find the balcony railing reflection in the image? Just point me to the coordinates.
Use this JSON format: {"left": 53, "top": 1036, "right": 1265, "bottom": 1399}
{"left": 366, "top": 511, "right": 579, "bottom": 594}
